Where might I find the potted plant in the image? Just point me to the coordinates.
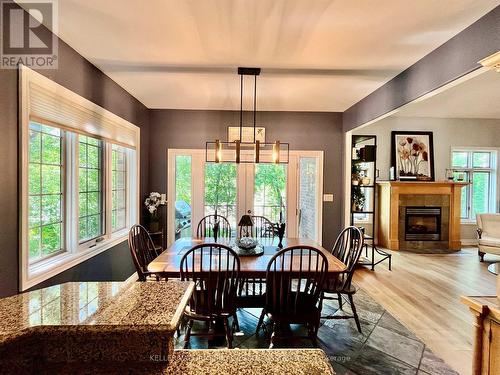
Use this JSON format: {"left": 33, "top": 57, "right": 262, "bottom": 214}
{"left": 352, "top": 185, "right": 366, "bottom": 212}
{"left": 351, "top": 162, "right": 366, "bottom": 211}
{"left": 145, "top": 192, "right": 162, "bottom": 232}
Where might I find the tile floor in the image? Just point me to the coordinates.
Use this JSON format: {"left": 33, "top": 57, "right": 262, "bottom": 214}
{"left": 174, "top": 286, "right": 459, "bottom": 375}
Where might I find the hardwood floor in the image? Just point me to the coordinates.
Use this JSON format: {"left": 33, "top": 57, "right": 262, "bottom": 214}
{"left": 354, "top": 247, "right": 499, "bottom": 375}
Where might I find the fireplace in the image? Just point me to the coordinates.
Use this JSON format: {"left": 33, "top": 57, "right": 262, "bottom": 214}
{"left": 405, "top": 206, "right": 442, "bottom": 241}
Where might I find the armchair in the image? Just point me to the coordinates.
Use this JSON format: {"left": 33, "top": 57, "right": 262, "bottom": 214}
{"left": 476, "top": 214, "right": 500, "bottom": 261}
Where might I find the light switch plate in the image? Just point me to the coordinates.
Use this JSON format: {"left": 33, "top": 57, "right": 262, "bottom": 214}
{"left": 323, "top": 194, "right": 334, "bottom": 202}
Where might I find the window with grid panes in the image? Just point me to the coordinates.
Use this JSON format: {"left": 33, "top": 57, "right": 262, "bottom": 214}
{"left": 451, "top": 149, "right": 497, "bottom": 222}
{"left": 78, "top": 135, "right": 104, "bottom": 242}
{"left": 28, "top": 123, "right": 64, "bottom": 263}
{"left": 111, "top": 145, "right": 127, "bottom": 232}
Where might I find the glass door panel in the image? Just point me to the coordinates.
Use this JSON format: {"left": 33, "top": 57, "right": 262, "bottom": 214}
{"left": 204, "top": 163, "right": 238, "bottom": 233}
{"left": 174, "top": 155, "right": 192, "bottom": 240}
{"left": 298, "top": 156, "right": 320, "bottom": 241}
{"left": 253, "top": 164, "right": 287, "bottom": 223}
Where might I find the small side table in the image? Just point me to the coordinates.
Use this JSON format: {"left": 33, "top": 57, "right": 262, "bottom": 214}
{"left": 358, "top": 234, "right": 392, "bottom": 271}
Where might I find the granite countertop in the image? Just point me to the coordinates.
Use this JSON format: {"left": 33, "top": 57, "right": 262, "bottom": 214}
{"left": 166, "top": 349, "right": 335, "bottom": 375}
{"left": 47, "top": 349, "right": 336, "bottom": 374}
{"left": 0, "top": 280, "right": 194, "bottom": 370}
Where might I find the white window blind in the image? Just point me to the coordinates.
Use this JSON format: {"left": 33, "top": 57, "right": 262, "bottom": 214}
{"left": 22, "top": 66, "right": 139, "bottom": 149}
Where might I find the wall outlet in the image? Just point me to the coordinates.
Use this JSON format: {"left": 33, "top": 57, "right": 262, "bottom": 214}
{"left": 323, "top": 194, "right": 334, "bottom": 202}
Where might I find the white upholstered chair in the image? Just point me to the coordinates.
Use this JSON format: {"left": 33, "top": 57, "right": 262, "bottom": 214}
{"left": 477, "top": 214, "right": 500, "bottom": 261}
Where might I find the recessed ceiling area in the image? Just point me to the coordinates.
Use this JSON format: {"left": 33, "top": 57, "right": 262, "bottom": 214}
{"left": 27, "top": 0, "right": 500, "bottom": 111}
{"left": 395, "top": 70, "right": 500, "bottom": 119}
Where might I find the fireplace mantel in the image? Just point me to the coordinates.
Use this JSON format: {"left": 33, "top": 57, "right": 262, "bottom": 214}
{"left": 377, "top": 181, "right": 468, "bottom": 251}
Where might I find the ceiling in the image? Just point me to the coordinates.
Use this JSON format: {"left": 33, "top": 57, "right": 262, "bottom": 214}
{"left": 26, "top": 0, "right": 500, "bottom": 111}
{"left": 395, "top": 70, "right": 500, "bottom": 119}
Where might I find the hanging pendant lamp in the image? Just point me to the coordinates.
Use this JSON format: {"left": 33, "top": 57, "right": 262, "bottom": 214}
{"left": 205, "top": 67, "right": 289, "bottom": 164}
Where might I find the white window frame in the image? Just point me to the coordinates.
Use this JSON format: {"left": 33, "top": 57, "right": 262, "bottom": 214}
{"left": 450, "top": 147, "right": 498, "bottom": 224}
{"left": 166, "top": 149, "right": 323, "bottom": 247}
{"left": 19, "top": 66, "right": 140, "bottom": 291}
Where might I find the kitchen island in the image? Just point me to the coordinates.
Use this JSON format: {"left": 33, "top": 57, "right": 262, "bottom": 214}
{"left": 0, "top": 280, "right": 335, "bottom": 374}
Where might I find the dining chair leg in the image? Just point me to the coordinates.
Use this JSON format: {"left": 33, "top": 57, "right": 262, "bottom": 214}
{"left": 269, "top": 322, "right": 277, "bottom": 349}
{"left": 318, "top": 293, "right": 324, "bottom": 312}
{"left": 223, "top": 317, "right": 233, "bottom": 349}
{"left": 255, "top": 308, "right": 266, "bottom": 334}
{"left": 337, "top": 293, "right": 343, "bottom": 310}
{"left": 348, "top": 294, "right": 362, "bottom": 333}
{"left": 308, "top": 323, "right": 318, "bottom": 347}
{"left": 183, "top": 319, "right": 194, "bottom": 349}
{"left": 232, "top": 312, "right": 240, "bottom": 332}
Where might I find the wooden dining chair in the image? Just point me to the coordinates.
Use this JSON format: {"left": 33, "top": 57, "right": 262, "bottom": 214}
{"left": 320, "top": 226, "right": 364, "bottom": 332}
{"left": 257, "top": 245, "right": 328, "bottom": 348}
{"left": 236, "top": 215, "right": 274, "bottom": 315}
{"left": 128, "top": 224, "right": 163, "bottom": 281}
{"left": 180, "top": 243, "right": 240, "bottom": 349}
{"left": 239, "top": 215, "right": 275, "bottom": 239}
{"left": 196, "top": 214, "right": 232, "bottom": 239}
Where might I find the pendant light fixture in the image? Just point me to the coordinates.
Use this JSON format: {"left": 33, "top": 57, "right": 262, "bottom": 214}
{"left": 206, "top": 67, "right": 289, "bottom": 164}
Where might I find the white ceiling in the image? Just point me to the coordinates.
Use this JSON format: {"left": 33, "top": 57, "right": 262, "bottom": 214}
{"left": 28, "top": 0, "right": 500, "bottom": 111}
{"left": 395, "top": 70, "right": 500, "bottom": 119}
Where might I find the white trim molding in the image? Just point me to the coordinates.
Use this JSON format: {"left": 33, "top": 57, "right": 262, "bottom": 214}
{"left": 19, "top": 65, "right": 140, "bottom": 291}
{"left": 479, "top": 51, "right": 500, "bottom": 73}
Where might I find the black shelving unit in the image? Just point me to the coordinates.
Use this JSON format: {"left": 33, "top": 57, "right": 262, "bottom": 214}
{"left": 350, "top": 135, "right": 391, "bottom": 271}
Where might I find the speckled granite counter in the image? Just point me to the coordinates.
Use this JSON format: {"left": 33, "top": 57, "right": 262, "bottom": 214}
{"left": 0, "top": 280, "right": 194, "bottom": 372}
{"left": 166, "top": 349, "right": 335, "bottom": 374}
{"left": 43, "top": 349, "right": 335, "bottom": 374}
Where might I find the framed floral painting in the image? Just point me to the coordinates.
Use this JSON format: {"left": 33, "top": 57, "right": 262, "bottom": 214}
{"left": 391, "top": 131, "right": 435, "bottom": 181}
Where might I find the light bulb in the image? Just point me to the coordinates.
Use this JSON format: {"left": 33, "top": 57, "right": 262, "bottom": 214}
{"left": 272, "top": 141, "right": 280, "bottom": 163}
{"left": 215, "top": 140, "right": 221, "bottom": 163}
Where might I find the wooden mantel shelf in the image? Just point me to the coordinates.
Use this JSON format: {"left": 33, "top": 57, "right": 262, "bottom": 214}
{"left": 376, "top": 181, "right": 469, "bottom": 251}
{"left": 377, "top": 181, "right": 469, "bottom": 188}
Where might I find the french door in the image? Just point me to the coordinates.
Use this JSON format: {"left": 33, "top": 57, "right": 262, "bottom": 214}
{"left": 167, "top": 149, "right": 323, "bottom": 246}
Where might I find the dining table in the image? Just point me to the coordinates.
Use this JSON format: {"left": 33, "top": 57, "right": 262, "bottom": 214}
{"left": 148, "top": 237, "right": 347, "bottom": 278}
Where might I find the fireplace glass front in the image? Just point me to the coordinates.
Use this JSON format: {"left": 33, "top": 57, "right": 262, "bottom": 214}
{"left": 405, "top": 207, "right": 442, "bottom": 241}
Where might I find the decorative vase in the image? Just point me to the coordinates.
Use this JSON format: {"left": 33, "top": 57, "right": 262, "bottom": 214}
{"left": 276, "top": 222, "right": 286, "bottom": 249}
{"left": 213, "top": 220, "right": 220, "bottom": 242}
{"left": 149, "top": 220, "right": 159, "bottom": 233}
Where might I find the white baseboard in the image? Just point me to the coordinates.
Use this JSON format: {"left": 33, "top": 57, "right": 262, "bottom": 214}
{"left": 461, "top": 239, "right": 478, "bottom": 246}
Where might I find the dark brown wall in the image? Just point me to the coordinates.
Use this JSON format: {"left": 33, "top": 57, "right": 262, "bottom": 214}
{"left": 343, "top": 5, "right": 500, "bottom": 131}
{"left": 0, "top": 3, "right": 149, "bottom": 297}
{"left": 148, "top": 109, "right": 344, "bottom": 250}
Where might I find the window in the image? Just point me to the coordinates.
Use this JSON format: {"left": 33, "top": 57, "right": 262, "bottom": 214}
{"left": 28, "top": 123, "right": 65, "bottom": 263}
{"left": 167, "top": 149, "right": 324, "bottom": 246}
{"left": 175, "top": 155, "right": 192, "bottom": 240}
{"left": 451, "top": 149, "right": 497, "bottom": 222}
{"left": 111, "top": 145, "right": 127, "bottom": 232}
{"left": 20, "top": 65, "right": 140, "bottom": 291}
{"left": 254, "top": 164, "right": 286, "bottom": 223}
{"left": 78, "top": 136, "right": 104, "bottom": 242}
{"left": 204, "top": 163, "right": 237, "bottom": 229}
